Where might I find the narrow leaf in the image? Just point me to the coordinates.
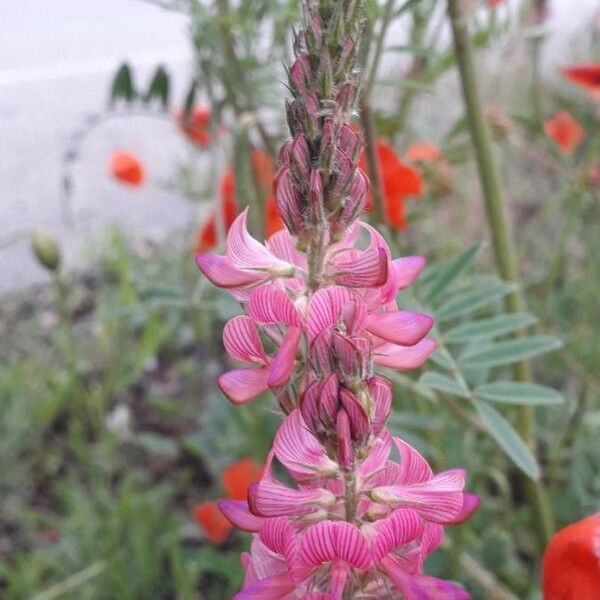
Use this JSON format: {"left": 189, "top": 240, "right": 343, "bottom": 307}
{"left": 445, "top": 313, "right": 537, "bottom": 343}
{"left": 424, "top": 244, "right": 481, "bottom": 303}
{"left": 428, "top": 347, "right": 455, "bottom": 371}
{"left": 109, "top": 62, "right": 135, "bottom": 106}
{"left": 419, "top": 371, "right": 469, "bottom": 398}
{"left": 436, "top": 282, "right": 515, "bottom": 322}
{"left": 460, "top": 336, "right": 562, "bottom": 369}
{"left": 475, "top": 382, "right": 563, "bottom": 406}
{"left": 474, "top": 400, "right": 539, "bottom": 479}
{"left": 144, "top": 65, "right": 170, "bottom": 108}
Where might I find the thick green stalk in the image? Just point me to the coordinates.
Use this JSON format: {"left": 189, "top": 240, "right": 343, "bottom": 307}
{"left": 447, "top": 0, "right": 554, "bottom": 546}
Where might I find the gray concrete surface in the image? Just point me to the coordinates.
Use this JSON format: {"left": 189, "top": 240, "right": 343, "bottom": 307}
{"left": 0, "top": 0, "right": 598, "bottom": 292}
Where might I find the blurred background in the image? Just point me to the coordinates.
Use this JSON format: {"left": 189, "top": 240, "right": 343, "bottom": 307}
{"left": 1, "top": 1, "right": 599, "bottom": 598}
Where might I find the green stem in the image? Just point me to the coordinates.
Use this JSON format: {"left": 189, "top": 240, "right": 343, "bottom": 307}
{"left": 364, "top": 0, "right": 397, "bottom": 99}
{"left": 447, "top": 0, "right": 554, "bottom": 547}
{"left": 52, "top": 272, "right": 77, "bottom": 377}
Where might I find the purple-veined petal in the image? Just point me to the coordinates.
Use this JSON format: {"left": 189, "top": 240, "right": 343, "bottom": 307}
{"left": 266, "top": 229, "right": 307, "bottom": 269}
{"left": 258, "top": 517, "right": 297, "bottom": 568}
{"left": 334, "top": 246, "right": 388, "bottom": 288}
{"left": 306, "top": 287, "right": 354, "bottom": 342}
{"left": 227, "top": 209, "right": 295, "bottom": 274}
{"left": 371, "top": 509, "right": 423, "bottom": 563}
{"left": 446, "top": 493, "right": 480, "bottom": 524}
{"left": 299, "top": 521, "right": 371, "bottom": 570}
{"left": 223, "top": 316, "right": 268, "bottom": 364}
{"left": 339, "top": 388, "right": 369, "bottom": 440}
{"left": 219, "top": 368, "right": 270, "bottom": 405}
{"left": 218, "top": 500, "right": 263, "bottom": 532}
{"left": 336, "top": 409, "right": 353, "bottom": 469}
{"left": 358, "top": 429, "right": 393, "bottom": 482}
{"left": 374, "top": 338, "right": 436, "bottom": 370}
{"left": 369, "top": 377, "right": 392, "bottom": 436}
{"left": 394, "top": 437, "right": 434, "bottom": 484}
{"left": 249, "top": 480, "right": 336, "bottom": 518}
{"left": 366, "top": 311, "right": 433, "bottom": 346}
{"left": 248, "top": 285, "right": 303, "bottom": 326}
{"left": 196, "top": 253, "right": 265, "bottom": 288}
{"left": 267, "top": 326, "right": 302, "bottom": 388}
{"left": 233, "top": 573, "right": 296, "bottom": 600}
{"left": 274, "top": 410, "right": 338, "bottom": 481}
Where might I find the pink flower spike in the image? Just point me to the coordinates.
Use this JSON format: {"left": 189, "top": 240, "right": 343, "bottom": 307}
{"left": 366, "top": 311, "right": 434, "bottom": 346}
{"left": 267, "top": 326, "right": 302, "bottom": 388}
{"left": 218, "top": 368, "right": 271, "bottom": 405}
{"left": 218, "top": 500, "right": 263, "bottom": 532}
{"left": 274, "top": 410, "right": 338, "bottom": 481}
{"left": 223, "top": 316, "right": 268, "bottom": 364}
{"left": 374, "top": 338, "right": 436, "bottom": 370}
{"left": 248, "top": 286, "right": 302, "bottom": 326}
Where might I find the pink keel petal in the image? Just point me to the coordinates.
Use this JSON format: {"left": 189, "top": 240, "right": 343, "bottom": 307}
{"left": 218, "top": 500, "right": 263, "bottom": 532}
{"left": 223, "top": 316, "right": 268, "bottom": 364}
{"left": 393, "top": 256, "right": 426, "bottom": 289}
{"left": 374, "top": 338, "right": 436, "bottom": 370}
{"left": 249, "top": 285, "right": 303, "bottom": 326}
{"left": 366, "top": 311, "right": 433, "bottom": 346}
{"left": 267, "top": 326, "right": 302, "bottom": 388}
{"left": 219, "top": 368, "right": 270, "bottom": 405}
{"left": 371, "top": 509, "right": 423, "bottom": 562}
{"left": 233, "top": 573, "right": 296, "bottom": 600}
{"left": 196, "top": 254, "right": 264, "bottom": 288}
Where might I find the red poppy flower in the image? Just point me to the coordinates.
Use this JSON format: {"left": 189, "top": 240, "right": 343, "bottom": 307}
{"left": 177, "top": 106, "right": 212, "bottom": 147}
{"left": 543, "top": 512, "right": 600, "bottom": 599}
{"left": 359, "top": 141, "right": 423, "bottom": 229}
{"left": 544, "top": 110, "right": 585, "bottom": 155}
{"left": 407, "top": 142, "right": 441, "bottom": 164}
{"left": 194, "top": 150, "right": 283, "bottom": 253}
{"left": 192, "top": 458, "right": 264, "bottom": 543}
{"left": 108, "top": 151, "right": 145, "bottom": 187}
{"left": 487, "top": 0, "right": 505, "bottom": 7}
{"left": 561, "top": 63, "right": 600, "bottom": 98}
{"left": 193, "top": 502, "right": 232, "bottom": 543}
{"left": 221, "top": 458, "right": 264, "bottom": 501}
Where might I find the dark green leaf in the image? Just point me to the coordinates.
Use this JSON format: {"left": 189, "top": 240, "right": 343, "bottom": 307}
{"left": 445, "top": 313, "right": 537, "bottom": 343}
{"left": 474, "top": 400, "right": 539, "bottom": 479}
{"left": 418, "top": 371, "right": 469, "bottom": 397}
{"left": 109, "top": 62, "right": 136, "bottom": 106}
{"left": 144, "top": 65, "right": 170, "bottom": 108}
{"left": 460, "top": 336, "right": 563, "bottom": 369}
{"left": 424, "top": 244, "right": 481, "bottom": 303}
{"left": 436, "top": 282, "right": 515, "bottom": 321}
{"left": 475, "top": 382, "right": 564, "bottom": 406}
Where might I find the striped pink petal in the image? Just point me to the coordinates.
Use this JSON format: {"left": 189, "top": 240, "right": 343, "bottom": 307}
{"left": 369, "top": 377, "right": 392, "bottom": 436}
{"left": 374, "top": 338, "right": 436, "bottom": 370}
{"left": 227, "top": 209, "right": 295, "bottom": 274}
{"left": 274, "top": 410, "right": 338, "bottom": 482}
{"left": 259, "top": 517, "right": 297, "bottom": 568}
{"left": 218, "top": 368, "right": 270, "bottom": 405}
{"left": 333, "top": 246, "right": 388, "bottom": 288}
{"left": 267, "top": 326, "right": 302, "bottom": 388}
{"left": 366, "top": 311, "right": 433, "bottom": 346}
{"left": 339, "top": 388, "right": 369, "bottom": 440}
{"left": 307, "top": 287, "right": 354, "bottom": 342}
{"left": 249, "top": 480, "right": 336, "bottom": 518}
{"left": 370, "top": 469, "right": 467, "bottom": 524}
{"left": 371, "top": 508, "right": 423, "bottom": 563}
{"left": 196, "top": 254, "right": 264, "bottom": 288}
{"left": 446, "top": 493, "right": 480, "bottom": 524}
{"left": 394, "top": 437, "right": 434, "bottom": 484}
{"left": 233, "top": 572, "right": 296, "bottom": 600}
{"left": 266, "top": 229, "right": 307, "bottom": 269}
{"left": 223, "top": 316, "right": 268, "bottom": 364}
{"left": 218, "top": 500, "right": 263, "bottom": 532}
{"left": 359, "top": 429, "right": 393, "bottom": 482}
{"left": 299, "top": 521, "right": 371, "bottom": 571}
{"left": 248, "top": 285, "right": 303, "bottom": 326}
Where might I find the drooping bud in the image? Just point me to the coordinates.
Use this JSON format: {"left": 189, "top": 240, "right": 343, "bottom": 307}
{"left": 31, "top": 228, "right": 61, "bottom": 272}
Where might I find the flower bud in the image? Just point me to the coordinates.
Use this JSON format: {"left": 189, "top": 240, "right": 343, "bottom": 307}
{"left": 338, "top": 123, "right": 362, "bottom": 161}
{"left": 336, "top": 83, "right": 358, "bottom": 114}
{"left": 275, "top": 167, "right": 305, "bottom": 235}
{"left": 290, "top": 135, "right": 311, "bottom": 184}
{"left": 286, "top": 99, "right": 304, "bottom": 137}
{"left": 308, "top": 168, "right": 325, "bottom": 225}
{"left": 339, "top": 388, "right": 369, "bottom": 441}
{"left": 31, "top": 228, "right": 61, "bottom": 272}
{"left": 336, "top": 409, "right": 353, "bottom": 469}
{"left": 319, "top": 52, "right": 334, "bottom": 98}
{"left": 289, "top": 55, "right": 312, "bottom": 96}
{"left": 301, "top": 91, "right": 320, "bottom": 140}
{"left": 278, "top": 140, "right": 292, "bottom": 167}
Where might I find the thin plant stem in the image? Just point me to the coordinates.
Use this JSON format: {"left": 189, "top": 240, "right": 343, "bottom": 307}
{"left": 364, "top": 0, "right": 397, "bottom": 99}
{"left": 447, "top": 0, "right": 554, "bottom": 546}
{"left": 31, "top": 561, "right": 106, "bottom": 600}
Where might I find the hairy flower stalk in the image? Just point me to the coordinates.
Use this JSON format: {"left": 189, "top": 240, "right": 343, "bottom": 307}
{"left": 196, "top": 1, "right": 478, "bottom": 597}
